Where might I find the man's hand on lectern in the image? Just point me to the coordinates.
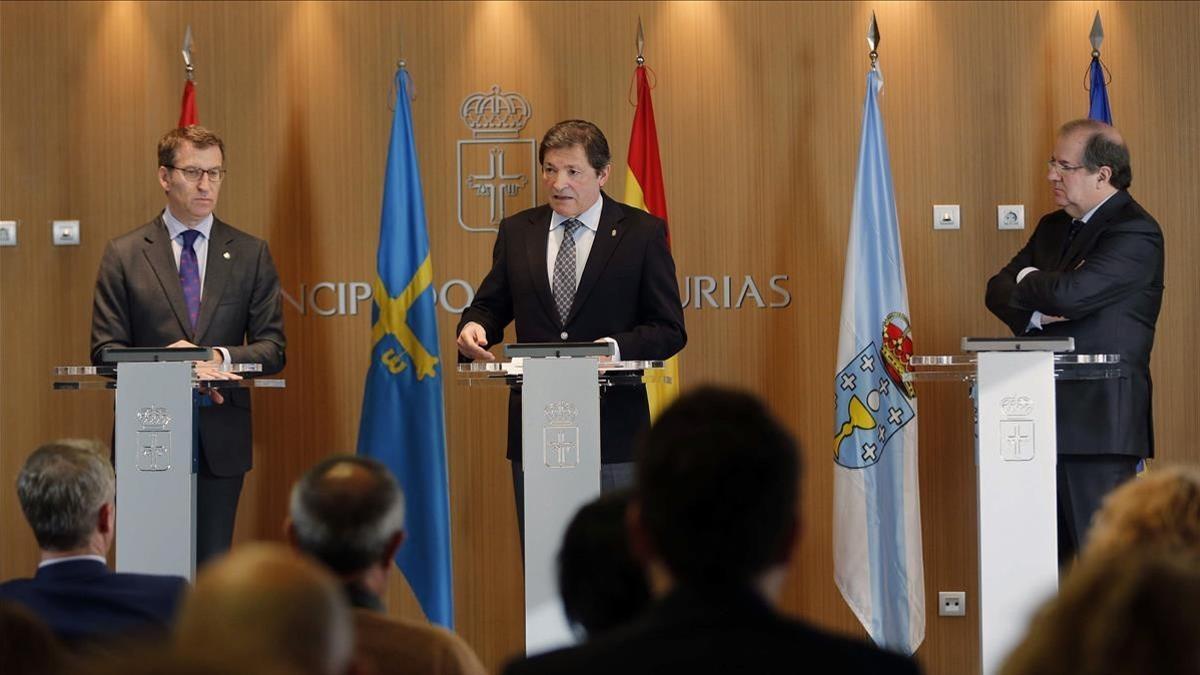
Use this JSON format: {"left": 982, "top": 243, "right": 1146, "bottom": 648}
{"left": 456, "top": 322, "right": 495, "bottom": 362}
{"left": 167, "top": 339, "right": 240, "bottom": 404}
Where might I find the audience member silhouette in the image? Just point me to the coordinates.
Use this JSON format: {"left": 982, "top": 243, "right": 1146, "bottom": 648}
{"left": 174, "top": 542, "right": 357, "bottom": 675}
{"left": 557, "top": 490, "right": 651, "bottom": 638}
{"left": 0, "top": 440, "right": 185, "bottom": 645}
{"left": 287, "top": 455, "right": 485, "bottom": 675}
{"left": 1001, "top": 547, "right": 1200, "bottom": 675}
{"left": 503, "top": 386, "right": 921, "bottom": 675}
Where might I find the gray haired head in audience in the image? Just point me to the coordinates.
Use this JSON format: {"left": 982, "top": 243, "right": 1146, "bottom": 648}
{"left": 288, "top": 455, "right": 405, "bottom": 574}
{"left": 16, "top": 440, "right": 114, "bottom": 551}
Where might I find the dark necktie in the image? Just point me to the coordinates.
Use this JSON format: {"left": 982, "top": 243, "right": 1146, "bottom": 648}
{"left": 179, "top": 229, "right": 202, "bottom": 329}
{"left": 551, "top": 219, "right": 581, "bottom": 325}
{"left": 1061, "top": 219, "right": 1085, "bottom": 262}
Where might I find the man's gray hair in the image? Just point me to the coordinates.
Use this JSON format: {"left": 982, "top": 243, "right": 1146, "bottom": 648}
{"left": 16, "top": 440, "right": 115, "bottom": 551}
{"left": 289, "top": 455, "right": 405, "bottom": 574}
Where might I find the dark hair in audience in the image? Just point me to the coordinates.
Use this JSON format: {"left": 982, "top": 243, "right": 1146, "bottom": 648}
{"left": 1059, "top": 118, "right": 1132, "bottom": 189}
{"left": 1000, "top": 548, "right": 1200, "bottom": 675}
{"left": 16, "top": 441, "right": 114, "bottom": 551}
{"left": 289, "top": 455, "right": 405, "bottom": 574}
{"left": 158, "top": 125, "right": 225, "bottom": 168}
{"left": 0, "top": 601, "right": 64, "bottom": 675}
{"left": 635, "top": 386, "right": 800, "bottom": 585}
{"left": 538, "top": 120, "right": 611, "bottom": 172}
{"left": 558, "top": 490, "right": 651, "bottom": 638}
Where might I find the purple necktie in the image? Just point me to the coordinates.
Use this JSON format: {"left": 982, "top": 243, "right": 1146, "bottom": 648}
{"left": 179, "top": 229, "right": 202, "bottom": 329}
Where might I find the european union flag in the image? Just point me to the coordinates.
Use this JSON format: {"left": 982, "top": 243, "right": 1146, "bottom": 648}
{"left": 357, "top": 64, "right": 453, "bottom": 628}
{"left": 1088, "top": 55, "right": 1112, "bottom": 124}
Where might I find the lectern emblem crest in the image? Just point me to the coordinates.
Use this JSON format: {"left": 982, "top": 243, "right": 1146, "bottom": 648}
{"left": 543, "top": 400, "right": 580, "bottom": 469}
{"left": 999, "top": 420, "right": 1035, "bottom": 461}
{"left": 999, "top": 396, "right": 1035, "bottom": 461}
{"left": 457, "top": 85, "right": 538, "bottom": 233}
{"left": 135, "top": 406, "right": 172, "bottom": 472}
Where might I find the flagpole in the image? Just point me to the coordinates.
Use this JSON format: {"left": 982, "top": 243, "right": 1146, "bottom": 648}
{"left": 1086, "top": 11, "right": 1113, "bottom": 124}
{"left": 867, "top": 11, "right": 879, "bottom": 70}
{"left": 178, "top": 26, "right": 198, "bottom": 127}
{"left": 624, "top": 18, "right": 680, "bottom": 419}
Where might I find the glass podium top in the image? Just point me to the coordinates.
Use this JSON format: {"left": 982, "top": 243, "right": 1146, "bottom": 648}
{"left": 905, "top": 353, "right": 1121, "bottom": 382}
{"left": 52, "top": 363, "right": 285, "bottom": 390}
{"left": 457, "top": 359, "right": 669, "bottom": 386}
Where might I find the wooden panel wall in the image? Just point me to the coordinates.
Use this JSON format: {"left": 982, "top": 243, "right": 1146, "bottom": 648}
{"left": 3, "top": 2, "right": 1198, "bottom": 673}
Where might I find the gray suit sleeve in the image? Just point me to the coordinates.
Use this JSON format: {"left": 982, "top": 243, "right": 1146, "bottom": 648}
{"left": 90, "top": 240, "right": 133, "bottom": 365}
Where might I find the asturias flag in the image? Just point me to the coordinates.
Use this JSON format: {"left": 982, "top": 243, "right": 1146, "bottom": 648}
{"left": 623, "top": 64, "right": 679, "bottom": 419}
{"left": 833, "top": 65, "right": 925, "bottom": 655}
{"left": 357, "top": 64, "right": 454, "bottom": 628}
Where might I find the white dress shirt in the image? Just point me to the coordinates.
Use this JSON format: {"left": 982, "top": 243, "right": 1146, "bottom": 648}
{"left": 38, "top": 554, "right": 107, "bottom": 569}
{"left": 162, "top": 207, "right": 214, "bottom": 297}
{"left": 544, "top": 197, "right": 619, "bottom": 359}
{"left": 162, "top": 208, "right": 229, "bottom": 363}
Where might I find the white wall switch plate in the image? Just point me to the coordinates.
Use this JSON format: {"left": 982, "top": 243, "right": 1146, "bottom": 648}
{"left": 0, "top": 220, "right": 16, "bottom": 246}
{"left": 933, "top": 204, "right": 960, "bottom": 230}
{"left": 998, "top": 205, "right": 1025, "bottom": 230}
{"left": 53, "top": 219, "right": 80, "bottom": 246}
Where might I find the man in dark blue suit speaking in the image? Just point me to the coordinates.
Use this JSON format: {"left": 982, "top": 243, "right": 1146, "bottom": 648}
{"left": 987, "top": 119, "right": 1165, "bottom": 563}
{"left": 0, "top": 441, "right": 186, "bottom": 644}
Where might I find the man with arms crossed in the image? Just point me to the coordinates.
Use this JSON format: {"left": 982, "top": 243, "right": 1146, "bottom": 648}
{"left": 986, "top": 119, "right": 1164, "bottom": 563}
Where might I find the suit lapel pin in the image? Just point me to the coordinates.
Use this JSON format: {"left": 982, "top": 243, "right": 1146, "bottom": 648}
{"left": 611, "top": 228, "right": 616, "bottom": 237}
{"left": 223, "top": 251, "right": 231, "bottom": 259}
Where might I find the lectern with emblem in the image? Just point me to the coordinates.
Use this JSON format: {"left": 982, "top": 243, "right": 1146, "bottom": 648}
{"left": 906, "top": 337, "right": 1119, "bottom": 675}
{"left": 53, "top": 348, "right": 283, "bottom": 581}
{"left": 459, "top": 344, "right": 667, "bottom": 655}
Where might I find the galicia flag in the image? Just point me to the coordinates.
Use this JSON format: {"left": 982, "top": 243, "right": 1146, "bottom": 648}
{"left": 833, "top": 65, "right": 925, "bottom": 655}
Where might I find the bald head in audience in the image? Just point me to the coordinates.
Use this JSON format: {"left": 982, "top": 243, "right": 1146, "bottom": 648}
{"left": 174, "top": 543, "right": 356, "bottom": 675}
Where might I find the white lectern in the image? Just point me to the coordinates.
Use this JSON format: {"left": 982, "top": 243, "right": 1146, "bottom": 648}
{"left": 459, "top": 345, "right": 666, "bottom": 655}
{"left": 907, "top": 337, "right": 1120, "bottom": 675}
{"left": 54, "top": 348, "right": 284, "bottom": 581}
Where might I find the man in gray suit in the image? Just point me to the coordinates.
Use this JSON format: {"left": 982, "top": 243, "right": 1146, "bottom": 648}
{"left": 90, "top": 125, "right": 286, "bottom": 564}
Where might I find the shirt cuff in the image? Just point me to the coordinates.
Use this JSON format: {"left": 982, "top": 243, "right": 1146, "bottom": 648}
{"left": 1016, "top": 266, "right": 1039, "bottom": 283}
{"left": 1026, "top": 311, "right": 1044, "bottom": 332}
{"left": 599, "top": 337, "right": 620, "bottom": 361}
{"left": 214, "top": 346, "right": 232, "bottom": 366}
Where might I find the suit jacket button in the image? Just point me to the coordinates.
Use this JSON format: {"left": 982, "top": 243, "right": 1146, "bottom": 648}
{"left": 560, "top": 331, "right": 568, "bottom": 340}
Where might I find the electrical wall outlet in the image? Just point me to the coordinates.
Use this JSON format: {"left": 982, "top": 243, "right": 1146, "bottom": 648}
{"left": 938, "top": 591, "right": 966, "bottom": 617}
{"left": 998, "top": 204, "right": 1025, "bottom": 230}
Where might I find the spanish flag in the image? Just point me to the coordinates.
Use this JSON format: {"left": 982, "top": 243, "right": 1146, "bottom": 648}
{"left": 178, "top": 80, "right": 197, "bottom": 127}
{"left": 624, "top": 64, "right": 679, "bottom": 420}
